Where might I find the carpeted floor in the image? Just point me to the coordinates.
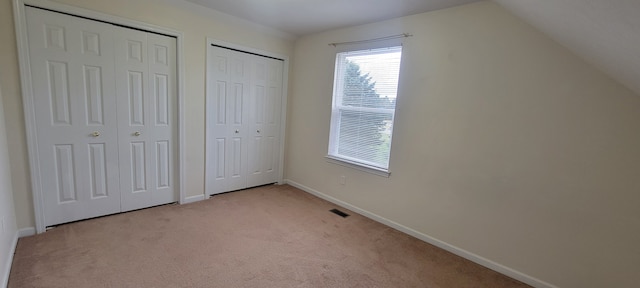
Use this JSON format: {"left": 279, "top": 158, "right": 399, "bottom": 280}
{"left": 8, "top": 184, "right": 530, "bottom": 287}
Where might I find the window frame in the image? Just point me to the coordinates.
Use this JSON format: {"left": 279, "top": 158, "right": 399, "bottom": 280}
{"left": 326, "top": 45, "right": 403, "bottom": 177}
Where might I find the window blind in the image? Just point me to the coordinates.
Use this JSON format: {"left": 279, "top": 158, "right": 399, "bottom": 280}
{"left": 328, "top": 46, "right": 402, "bottom": 171}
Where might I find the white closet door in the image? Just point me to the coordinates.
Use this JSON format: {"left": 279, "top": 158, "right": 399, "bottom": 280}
{"left": 247, "top": 57, "right": 282, "bottom": 187}
{"left": 206, "top": 46, "right": 251, "bottom": 195}
{"left": 206, "top": 45, "right": 283, "bottom": 195}
{"left": 115, "top": 27, "right": 178, "bottom": 211}
{"left": 26, "top": 7, "right": 121, "bottom": 226}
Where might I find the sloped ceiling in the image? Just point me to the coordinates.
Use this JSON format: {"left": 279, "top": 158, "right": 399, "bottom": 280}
{"left": 493, "top": 0, "right": 640, "bottom": 96}
{"left": 186, "top": 0, "right": 640, "bottom": 95}
{"left": 184, "top": 0, "right": 481, "bottom": 36}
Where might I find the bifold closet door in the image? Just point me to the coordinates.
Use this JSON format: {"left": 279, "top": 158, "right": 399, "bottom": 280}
{"left": 26, "top": 7, "right": 121, "bottom": 226}
{"left": 26, "top": 6, "right": 178, "bottom": 226}
{"left": 206, "top": 45, "right": 283, "bottom": 195}
{"left": 206, "top": 47, "right": 251, "bottom": 194}
{"left": 115, "top": 27, "right": 178, "bottom": 212}
{"left": 246, "top": 56, "right": 283, "bottom": 188}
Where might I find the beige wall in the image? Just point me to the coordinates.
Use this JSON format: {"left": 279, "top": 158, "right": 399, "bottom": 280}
{"left": 0, "top": 0, "right": 29, "bottom": 231}
{"left": 0, "top": 0, "right": 294, "bottom": 229}
{"left": 0, "top": 83, "right": 18, "bottom": 286}
{"left": 286, "top": 2, "right": 640, "bottom": 287}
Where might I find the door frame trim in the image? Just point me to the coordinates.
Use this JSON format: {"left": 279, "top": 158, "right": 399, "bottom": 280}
{"left": 204, "top": 38, "right": 289, "bottom": 195}
{"left": 13, "top": 0, "right": 187, "bottom": 233}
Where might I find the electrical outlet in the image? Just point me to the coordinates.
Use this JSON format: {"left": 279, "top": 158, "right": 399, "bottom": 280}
{"left": 339, "top": 175, "right": 346, "bottom": 185}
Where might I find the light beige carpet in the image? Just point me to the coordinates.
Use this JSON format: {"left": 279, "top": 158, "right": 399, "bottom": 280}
{"left": 9, "top": 184, "right": 530, "bottom": 287}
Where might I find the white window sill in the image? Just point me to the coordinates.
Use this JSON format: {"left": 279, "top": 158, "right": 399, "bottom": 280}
{"left": 325, "top": 155, "right": 391, "bottom": 178}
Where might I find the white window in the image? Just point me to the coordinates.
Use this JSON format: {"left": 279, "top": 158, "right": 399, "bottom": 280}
{"left": 327, "top": 46, "right": 402, "bottom": 176}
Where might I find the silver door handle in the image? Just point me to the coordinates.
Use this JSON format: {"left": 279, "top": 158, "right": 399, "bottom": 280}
{"left": 257, "top": 130, "right": 260, "bottom": 133}
{"left": 91, "top": 131, "right": 100, "bottom": 137}
{"left": 134, "top": 131, "right": 141, "bottom": 136}
{"left": 235, "top": 130, "right": 239, "bottom": 133}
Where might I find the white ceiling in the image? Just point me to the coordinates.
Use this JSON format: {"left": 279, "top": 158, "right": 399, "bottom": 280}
{"left": 184, "top": 0, "right": 481, "bottom": 36}
{"left": 185, "top": 0, "right": 640, "bottom": 96}
{"left": 493, "top": 0, "right": 640, "bottom": 96}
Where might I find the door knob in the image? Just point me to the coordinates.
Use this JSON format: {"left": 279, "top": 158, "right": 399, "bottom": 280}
{"left": 235, "top": 130, "right": 239, "bottom": 133}
{"left": 91, "top": 131, "right": 100, "bottom": 137}
{"left": 134, "top": 131, "right": 141, "bottom": 136}
{"left": 257, "top": 130, "right": 261, "bottom": 133}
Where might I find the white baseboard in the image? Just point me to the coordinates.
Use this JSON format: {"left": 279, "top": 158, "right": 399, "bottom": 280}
{"left": 284, "top": 179, "right": 557, "bottom": 288}
{"left": 2, "top": 231, "right": 19, "bottom": 288}
{"left": 2, "top": 227, "right": 34, "bottom": 288}
{"left": 181, "top": 194, "right": 206, "bottom": 204}
{"left": 17, "top": 227, "right": 35, "bottom": 238}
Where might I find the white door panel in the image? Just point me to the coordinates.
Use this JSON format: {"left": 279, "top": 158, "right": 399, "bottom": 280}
{"left": 206, "top": 48, "right": 250, "bottom": 195}
{"left": 147, "top": 33, "right": 178, "bottom": 207}
{"left": 116, "top": 28, "right": 177, "bottom": 212}
{"left": 247, "top": 58, "right": 282, "bottom": 187}
{"left": 26, "top": 7, "right": 120, "bottom": 226}
{"left": 115, "top": 27, "right": 150, "bottom": 211}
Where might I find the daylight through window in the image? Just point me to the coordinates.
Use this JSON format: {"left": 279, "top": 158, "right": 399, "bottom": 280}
{"left": 328, "top": 46, "right": 402, "bottom": 174}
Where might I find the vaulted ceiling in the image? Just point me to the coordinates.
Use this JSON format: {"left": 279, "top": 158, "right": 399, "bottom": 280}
{"left": 185, "top": 0, "right": 640, "bottom": 96}
{"left": 184, "top": 0, "right": 481, "bottom": 36}
{"left": 494, "top": 0, "right": 640, "bottom": 96}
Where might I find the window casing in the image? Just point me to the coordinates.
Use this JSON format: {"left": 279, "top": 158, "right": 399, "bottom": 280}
{"left": 327, "top": 46, "right": 402, "bottom": 176}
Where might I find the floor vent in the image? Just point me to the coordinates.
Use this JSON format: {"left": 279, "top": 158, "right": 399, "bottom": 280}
{"left": 330, "top": 209, "right": 349, "bottom": 218}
